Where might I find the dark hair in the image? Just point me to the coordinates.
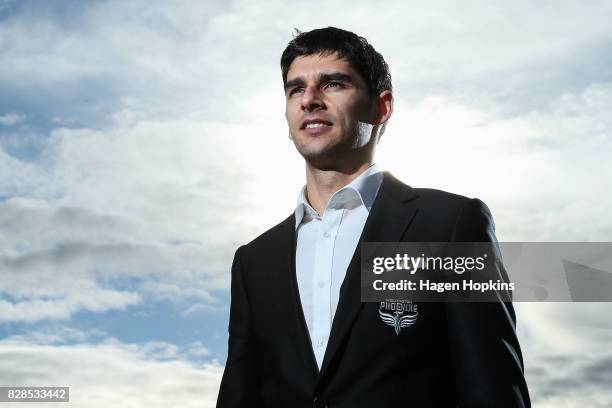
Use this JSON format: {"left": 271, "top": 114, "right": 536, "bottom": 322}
{"left": 280, "top": 27, "right": 392, "bottom": 98}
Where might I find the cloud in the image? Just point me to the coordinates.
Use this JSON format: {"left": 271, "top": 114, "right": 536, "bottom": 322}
{"left": 516, "top": 302, "right": 612, "bottom": 407}
{"left": 0, "top": 0, "right": 284, "bottom": 128}
{"left": 0, "top": 331, "right": 223, "bottom": 407}
{"left": 0, "top": 147, "right": 44, "bottom": 196}
{"left": 0, "top": 112, "right": 25, "bottom": 125}
{"left": 526, "top": 351, "right": 612, "bottom": 408}
{"left": 4, "top": 326, "right": 106, "bottom": 345}
{"left": 180, "top": 302, "right": 226, "bottom": 317}
{"left": 0, "top": 117, "right": 268, "bottom": 323}
{"left": 379, "top": 81, "right": 612, "bottom": 241}
{"left": 0, "top": 289, "right": 140, "bottom": 324}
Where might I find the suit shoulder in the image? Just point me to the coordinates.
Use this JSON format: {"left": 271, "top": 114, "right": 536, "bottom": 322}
{"left": 402, "top": 187, "right": 495, "bottom": 241}
{"left": 412, "top": 187, "right": 471, "bottom": 208}
{"left": 411, "top": 187, "right": 492, "bottom": 222}
{"left": 240, "top": 213, "right": 293, "bottom": 256}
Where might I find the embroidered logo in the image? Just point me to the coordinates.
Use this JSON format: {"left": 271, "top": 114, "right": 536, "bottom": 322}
{"left": 378, "top": 299, "right": 418, "bottom": 335}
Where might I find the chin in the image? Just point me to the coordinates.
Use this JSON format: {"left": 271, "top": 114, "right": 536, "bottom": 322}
{"left": 296, "top": 138, "right": 336, "bottom": 157}
{"left": 298, "top": 144, "right": 348, "bottom": 168}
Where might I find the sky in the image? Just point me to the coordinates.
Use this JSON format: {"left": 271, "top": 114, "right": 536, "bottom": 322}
{"left": 1, "top": 0, "right": 611, "bottom": 406}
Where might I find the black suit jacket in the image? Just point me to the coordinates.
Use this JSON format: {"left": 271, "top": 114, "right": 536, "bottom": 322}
{"left": 217, "top": 172, "right": 530, "bottom": 408}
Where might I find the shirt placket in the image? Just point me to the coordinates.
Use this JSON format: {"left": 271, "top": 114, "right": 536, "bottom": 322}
{"left": 312, "top": 205, "right": 343, "bottom": 364}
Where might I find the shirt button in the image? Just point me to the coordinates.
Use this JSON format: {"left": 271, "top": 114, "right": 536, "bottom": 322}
{"left": 318, "top": 281, "right": 325, "bottom": 288}
{"left": 323, "top": 231, "right": 331, "bottom": 238}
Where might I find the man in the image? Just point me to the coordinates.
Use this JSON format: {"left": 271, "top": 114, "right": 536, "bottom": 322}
{"left": 217, "top": 27, "right": 530, "bottom": 407}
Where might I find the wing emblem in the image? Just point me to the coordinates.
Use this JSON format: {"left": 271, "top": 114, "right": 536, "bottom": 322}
{"left": 378, "top": 309, "right": 418, "bottom": 335}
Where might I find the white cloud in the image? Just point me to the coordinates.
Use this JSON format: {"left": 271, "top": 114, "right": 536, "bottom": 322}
{"left": 0, "top": 334, "right": 223, "bottom": 408}
{"left": 186, "top": 341, "right": 211, "bottom": 358}
{"left": 0, "top": 148, "right": 44, "bottom": 197}
{"left": 180, "top": 302, "right": 226, "bottom": 317}
{"left": 0, "top": 289, "right": 140, "bottom": 324}
{"left": 517, "top": 303, "right": 612, "bottom": 407}
{"left": 4, "top": 326, "right": 106, "bottom": 345}
{"left": 0, "top": 112, "right": 25, "bottom": 125}
{"left": 378, "top": 82, "right": 612, "bottom": 241}
{"left": 0, "top": 118, "right": 262, "bottom": 322}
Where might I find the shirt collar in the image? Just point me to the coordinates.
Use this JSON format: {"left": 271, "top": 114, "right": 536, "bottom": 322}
{"left": 294, "top": 163, "right": 384, "bottom": 229}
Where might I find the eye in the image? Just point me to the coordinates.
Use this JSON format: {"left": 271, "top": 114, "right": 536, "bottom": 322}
{"left": 288, "top": 87, "right": 303, "bottom": 97}
{"left": 324, "top": 81, "right": 343, "bottom": 89}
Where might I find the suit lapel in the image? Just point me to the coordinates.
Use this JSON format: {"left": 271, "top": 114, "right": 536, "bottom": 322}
{"left": 316, "top": 171, "right": 420, "bottom": 384}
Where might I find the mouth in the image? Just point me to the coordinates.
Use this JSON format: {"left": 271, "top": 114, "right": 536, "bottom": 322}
{"left": 300, "top": 119, "right": 333, "bottom": 134}
{"left": 300, "top": 119, "right": 333, "bottom": 130}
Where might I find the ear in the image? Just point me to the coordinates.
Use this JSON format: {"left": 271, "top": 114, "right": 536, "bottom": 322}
{"left": 376, "top": 90, "right": 393, "bottom": 126}
{"left": 374, "top": 90, "right": 393, "bottom": 141}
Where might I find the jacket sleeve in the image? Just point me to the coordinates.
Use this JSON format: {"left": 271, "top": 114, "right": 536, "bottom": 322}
{"left": 446, "top": 198, "right": 531, "bottom": 408}
{"left": 216, "top": 246, "right": 263, "bottom": 408}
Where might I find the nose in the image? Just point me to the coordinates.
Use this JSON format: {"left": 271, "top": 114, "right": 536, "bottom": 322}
{"left": 300, "top": 86, "right": 325, "bottom": 112}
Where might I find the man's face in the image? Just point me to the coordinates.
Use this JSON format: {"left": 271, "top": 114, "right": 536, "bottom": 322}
{"left": 284, "top": 53, "right": 376, "bottom": 167}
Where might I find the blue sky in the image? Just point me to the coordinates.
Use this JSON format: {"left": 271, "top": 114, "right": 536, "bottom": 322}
{"left": 1, "top": 0, "right": 612, "bottom": 406}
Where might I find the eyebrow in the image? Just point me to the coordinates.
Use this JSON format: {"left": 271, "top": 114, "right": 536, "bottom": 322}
{"left": 284, "top": 71, "right": 355, "bottom": 92}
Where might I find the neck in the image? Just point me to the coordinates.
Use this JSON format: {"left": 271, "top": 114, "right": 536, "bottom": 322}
{"left": 304, "top": 160, "right": 373, "bottom": 216}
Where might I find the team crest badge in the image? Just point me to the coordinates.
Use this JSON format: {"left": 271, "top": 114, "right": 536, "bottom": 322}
{"left": 378, "top": 299, "right": 418, "bottom": 335}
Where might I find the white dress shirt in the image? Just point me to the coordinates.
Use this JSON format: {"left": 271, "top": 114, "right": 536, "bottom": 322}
{"left": 294, "top": 164, "right": 384, "bottom": 369}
